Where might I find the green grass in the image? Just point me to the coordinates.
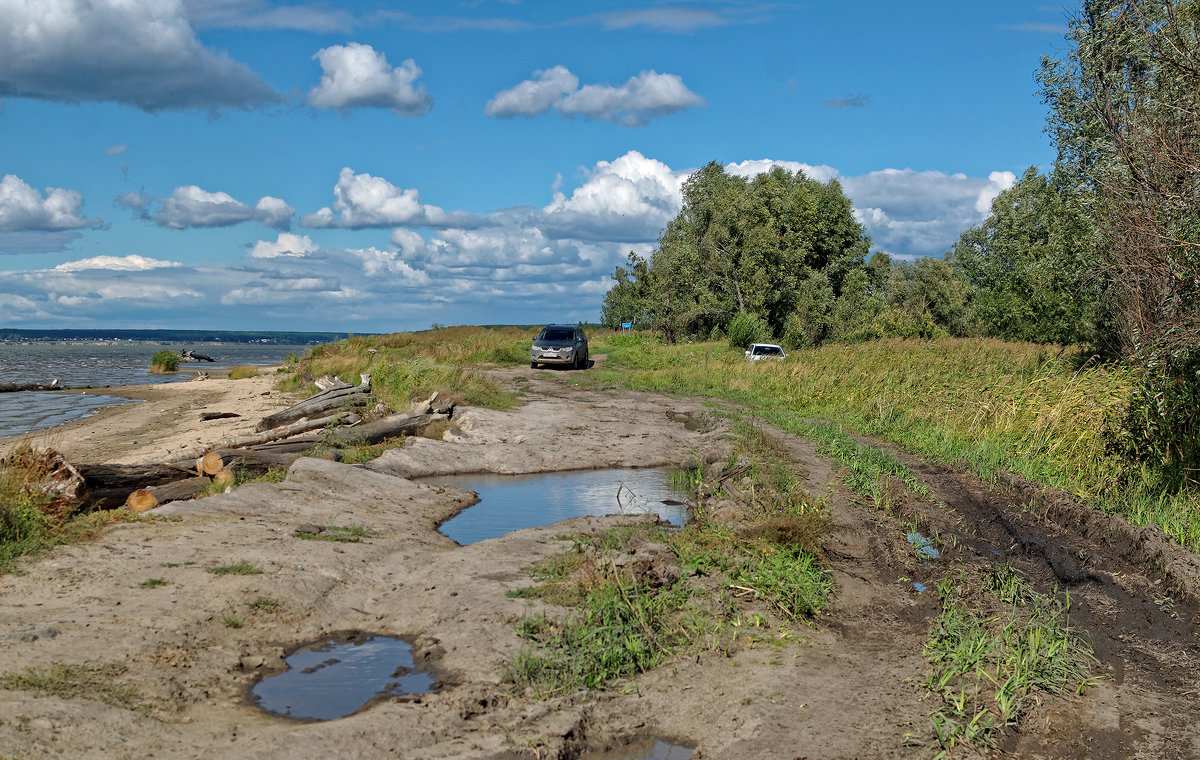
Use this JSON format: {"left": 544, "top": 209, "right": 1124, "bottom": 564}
{"left": 275, "top": 326, "right": 529, "bottom": 411}
{"left": 504, "top": 425, "right": 833, "bottom": 697}
{"left": 292, "top": 525, "right": 372, "bottom": 543}
{"left": 207, "top": 561, "right": 263, "bottom": 576}
{"left": 1, "top": 662, "right": 141, "bottom": 707}
{"left": 584, "top": 332, "right": 1200, "bottom": 550}
{"left": 251, "top": 597, "right": 278, "bottom": 611}
{"left": 138, "top": 577, "right": 169, "bottom": 588}
{"left": 228, "top": 365, "right": 260, "bottom": 380}
{"left": 919, "top": 566, "right": 1098, "bottom": 754}
{"left": 221, "top": 614, "right": 244, "bottom": 629}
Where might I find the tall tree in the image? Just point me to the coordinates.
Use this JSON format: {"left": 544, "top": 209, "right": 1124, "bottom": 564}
{"left": 951, "top": 167, "right": 1099, "bottom": 345}
{"left": 1040, "top": 0, "right": 1200, "bottom": 486}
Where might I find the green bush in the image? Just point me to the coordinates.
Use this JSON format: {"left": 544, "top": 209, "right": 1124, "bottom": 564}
{"left": 727, "top": 312, "right": 771, "bottom": 350}
{"left": 149, "top": 350, "right": 180, "bottom": 373}
{"left": 1117, "top": 344, "right": 1200, "bottom": 490}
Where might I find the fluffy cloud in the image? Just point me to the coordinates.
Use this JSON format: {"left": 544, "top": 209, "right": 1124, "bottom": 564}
{"left": 250, "top": 233, "right": 318, "bottom": 258}
{"left": 308, "top": 43, "right": 432, "bottom": 115}
{"left": 841, "top": 168, "right": 1016, "bottom": 257}
{"left": 0, "top": 0, "right": 276, "bottom": 111}
{"left": 119, "top": 186, "right": 294, "bottom": 230}
{"left": 0, "top": 175, "right": 102, "bottom": 231}
{"left": 301, "top": 168, "right": 478, "bottom": 229}
{"left": 541, "top": 151, "right": 687, "bottom": 241}
{"left": 484, "top": 66, "right": 579, "bottom": 118}
{"left": 486, "top": 68, "right": 704, "bottom": 126}
{"left": 54, "top": 255, "right": 179, "bottom": 272}
{"left": 725, "top": 159, "right": 839, "bottom": 183}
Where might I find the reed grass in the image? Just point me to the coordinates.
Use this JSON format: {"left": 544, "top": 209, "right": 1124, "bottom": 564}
{"left": 586, "top": 333, "right": 1200, "bottom": 550}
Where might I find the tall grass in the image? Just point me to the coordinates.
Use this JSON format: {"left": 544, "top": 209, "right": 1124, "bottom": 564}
{"left": 586, "top": 333, "right": 1199, "bottom": 550}
{"left": 277, "top": 326, "right": 529, "bottom": 410}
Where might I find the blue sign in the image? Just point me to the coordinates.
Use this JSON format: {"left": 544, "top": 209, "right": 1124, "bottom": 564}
{"left": 620, "top": 322, "right": 632, "bottom": 329}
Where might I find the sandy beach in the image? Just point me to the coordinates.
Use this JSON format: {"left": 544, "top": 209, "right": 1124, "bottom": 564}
{"left": 0, "top": 369, "right": 289, "bottom": 465}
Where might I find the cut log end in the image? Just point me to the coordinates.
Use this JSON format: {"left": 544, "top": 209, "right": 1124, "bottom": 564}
{"left": 200, "top": 451, "right": 224, "bottom": 476}
{"left": 212, "top": 467, "right": 236, "bottom": 487}
{"left": 126, "top": 489, "right": 159, "bottom": 512}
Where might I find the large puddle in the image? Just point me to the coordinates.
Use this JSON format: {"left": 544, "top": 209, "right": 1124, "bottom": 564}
{"left": 251, "top": 633, "right": 436, "bottom": 721}
{"left": 433, "top": 468, "right": 691, "bottom": 546}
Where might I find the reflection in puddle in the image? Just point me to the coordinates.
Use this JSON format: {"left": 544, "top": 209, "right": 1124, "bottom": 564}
{"left": 433, "top": 468, "right": 690, "bottom": 546}
{"left": 251, "top": 633, "right": 435, "bottom": 720}
{"left": 580, "top": 738, "right": 694, "bottom": 759}
{"left": 907, "top": 531, "right": 940, "bottom": 559}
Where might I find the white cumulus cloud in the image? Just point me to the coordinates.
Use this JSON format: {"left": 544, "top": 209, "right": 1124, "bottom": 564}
{"left": 486, "top": 67, "right": 703, "bottom": 126}
{"left": 485, "top": 66, "right": 579, "bottom": 117}
{"left": 119, "top": 186, "right": 294, "bottom": 230}
{"left": 540, "top": 151, "right": 688, "bottom": 241}
{"left": 0, "top": 174, "right": 102, "bottom": 231}
{"left": 725, "top": 159, "right": 840, "bottom": 183}
{"left": 251, "top": 233, "right": 318, "bottom": 258}
{"left": 0, "top": 0, "right": 276, "bottom": 111}
{"left": 308, "top": 42, "right": 432, "bottom": 115}
{"left": 54, "top": 255, "right": 179, "bottom": 272}
{"left": 301, "top": 168, "right": 477, "bottom": 229}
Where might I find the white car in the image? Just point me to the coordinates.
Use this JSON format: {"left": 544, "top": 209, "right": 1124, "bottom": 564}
{"left": 745, "top": 343, "right": 786, "bottom": 361}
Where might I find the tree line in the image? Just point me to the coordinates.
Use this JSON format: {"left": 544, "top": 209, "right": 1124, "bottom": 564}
{"left": 602, "top": 0, "right": 1198, "bottom": 488}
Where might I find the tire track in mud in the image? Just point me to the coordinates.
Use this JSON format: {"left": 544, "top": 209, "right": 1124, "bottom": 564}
{"left": 841, "top": 435, "right": 1200, "bottom": 759}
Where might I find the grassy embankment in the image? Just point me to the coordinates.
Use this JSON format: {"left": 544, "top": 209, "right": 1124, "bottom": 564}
{"left": 579, "top": 332, "right": 1199, "bottom": 552}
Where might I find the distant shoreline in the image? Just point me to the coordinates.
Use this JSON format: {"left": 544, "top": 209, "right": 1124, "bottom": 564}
{"left": 0, "top": 328, "right": 347, "bottom": 345}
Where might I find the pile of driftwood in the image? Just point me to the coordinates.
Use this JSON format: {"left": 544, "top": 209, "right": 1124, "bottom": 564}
{"left": 75, "top": 375, "right": 455, "bottom": 511}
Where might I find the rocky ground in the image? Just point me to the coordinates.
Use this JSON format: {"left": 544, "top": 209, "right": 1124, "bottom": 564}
{"left": 1, "top": 363, "right": 1198, "bottom": 759}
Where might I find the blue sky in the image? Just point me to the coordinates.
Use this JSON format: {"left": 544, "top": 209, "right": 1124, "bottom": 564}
{"left": 0, "top": 0, "right": 1072, "bottom": 332}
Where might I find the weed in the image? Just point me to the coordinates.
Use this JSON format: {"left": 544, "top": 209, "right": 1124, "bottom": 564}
{"left": 1, "top": 443, "right": 98, "bottom": 573}
{"left": 207, "top": 561, "right": 263, "bottom": 576}
{"left": 292, "top": 525, "right": 372, "bottom": 543}
{"left": 228, "top": 365, "right": 260, "bottom": 380}
{"left": 221, "top": 614, "right": 244, "bottom": 629}
{"left": 138, "top": 578, "right": 169, "bottom": 589}
{"left": 0, "top": 662, "right": 140, "bottom": 707}
{"left": 251, "top": 597, "right": 278, "bottom": 612}
{"left": 920, "top": 566, "right": 1097, "bottom": 752}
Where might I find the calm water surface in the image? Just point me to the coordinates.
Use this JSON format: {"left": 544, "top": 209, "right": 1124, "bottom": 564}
{"left": 0, "top": 342, "right": 308, "bottom": 439}
{"left": 433, "top": 468, "right": 690, "bottom": 545}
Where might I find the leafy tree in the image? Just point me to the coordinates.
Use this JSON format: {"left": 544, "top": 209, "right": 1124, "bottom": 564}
{"left": 1040, "top": 0, "right": 1200, "bottom": 487}
{"left": 951, "top": 167, "right": 1098, "bottom": 345}
{"left": 601, "top": 252, "right": 653, "bottom": 329}
{"left": 604, "top": 162, "right": 869, "bottom": 342}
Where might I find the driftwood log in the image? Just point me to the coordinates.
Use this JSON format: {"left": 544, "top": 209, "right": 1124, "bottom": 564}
{"left": 256, "top": 375, "right": 371, "bottom": 432}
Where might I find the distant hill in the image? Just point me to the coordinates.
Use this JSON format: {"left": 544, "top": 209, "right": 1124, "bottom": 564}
{"left": 0, "top": 328, "right": 349, "bottom": 344}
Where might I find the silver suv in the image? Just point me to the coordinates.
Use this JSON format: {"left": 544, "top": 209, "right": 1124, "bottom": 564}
{"left": 530, "top": 325, "right": 589, "bottom": 369}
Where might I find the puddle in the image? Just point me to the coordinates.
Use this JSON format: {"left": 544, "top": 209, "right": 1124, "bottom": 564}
{"left": 580, "top": 738, "right": 694, "bottom": 759}
{"left": 251, "top": 633, "right": 436, "bottom": 720}
{"left": 432, "top": 468, "right": 690, "bottom": 546}
{"left": 907, "top": 531, "right": 940, "bottom": 559}
{"left": 913, "top": 581, "right": 929, "bottom": 593}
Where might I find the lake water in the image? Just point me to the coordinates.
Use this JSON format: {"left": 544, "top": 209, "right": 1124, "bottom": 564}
{"left": 0, "top": 341, "right": 310, "bottom": 439}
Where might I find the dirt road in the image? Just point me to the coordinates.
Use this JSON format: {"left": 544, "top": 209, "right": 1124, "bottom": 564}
{"left": 1, "top": 366, "right": 1198, "bottom": 758}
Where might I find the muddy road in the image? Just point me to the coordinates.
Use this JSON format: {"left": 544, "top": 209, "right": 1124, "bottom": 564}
{"left": 1, "top": 365, "right": 1198, "bottom": 759}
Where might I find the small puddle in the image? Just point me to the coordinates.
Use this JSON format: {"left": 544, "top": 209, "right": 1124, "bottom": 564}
{"left": 580, "top": 738, "right": 694, "bottom": 759}
{"left": 251, "top": 633, "right": 436, "bottom": 721}
{"left": 913, "top": 581, "right": 929, "bottom": 593}
{"left": 907, "top": 531, "right": 940, "bottom": 559}
{"left": 432, "top": 468, "right": 690, "bottom": 546}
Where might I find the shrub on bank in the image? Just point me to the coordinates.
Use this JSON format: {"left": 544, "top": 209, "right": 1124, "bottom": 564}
{"left": 149, "top": 350, "right": 180, "bottom": 374}
{"left": 228, "top": 365, "right": 259, "bottom": 380}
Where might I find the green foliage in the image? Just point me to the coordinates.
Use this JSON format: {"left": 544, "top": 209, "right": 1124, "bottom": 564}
{"left": 0, "top": 444, "right": 79, "bottom": 571}
{"left": 922, "top": 568, "right": 1097, "bottom": 752}
{"left": 207, "top": 561, "right": 262, "bottom": 576}
{"left": 149, "top": 349, "right": 180, "bottom": 373}
{"left": 138, "top": 578, "right": 169, "bottom": 588}
{"left": 603, "top": 161, "right": 869, "bottom": 342}
{"left": 727, "top": 312, "right": 771, "bottom": 349}
{"left": 1040, "top": 0, "right": 1200, "bottom": 484}
{"left": 292, "top": 525, "right": 372, "bottom": 543}
{"left": 1, "top": 662, "right": 141, "bottom": 707}
{"left": 952, "top": 167, "right": 1098, "bottom": 345}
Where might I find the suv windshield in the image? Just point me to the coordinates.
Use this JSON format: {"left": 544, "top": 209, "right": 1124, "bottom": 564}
{"left": 539, "top": 328, "right": 576, "bottom": 341}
